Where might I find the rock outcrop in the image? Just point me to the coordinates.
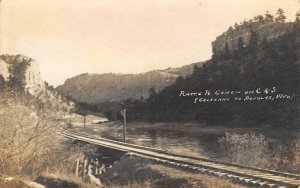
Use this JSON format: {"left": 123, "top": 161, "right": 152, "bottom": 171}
{"left": 0, "top": 59, "right": 9, "bottom": 80}
{"left": 0, "top": 54, "right": 44, "bottom": 94}
{"left": 24, "top": 59, "right": 44, "bottom": 94}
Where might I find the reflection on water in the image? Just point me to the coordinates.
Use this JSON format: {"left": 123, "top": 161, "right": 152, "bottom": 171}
{"left": 126, "top": 129, "right": 220, "bottom": 158}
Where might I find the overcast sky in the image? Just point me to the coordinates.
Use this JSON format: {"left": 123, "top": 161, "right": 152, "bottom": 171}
{"left": 1, "top": 0, "right": 299, "bottom": 86}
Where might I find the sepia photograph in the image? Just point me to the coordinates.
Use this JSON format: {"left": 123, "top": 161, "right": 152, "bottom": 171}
{"left": 0, "top": 0, "right": 299, "bottom": 187}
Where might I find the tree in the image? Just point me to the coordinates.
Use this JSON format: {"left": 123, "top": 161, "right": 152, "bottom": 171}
{"left": 260, "top": 36, "right": 268, "bottom": 49}
{"left": 234, "top": 23, "right": 239, "bottom": 29}
{"left": 212, "top": 46, "right": 218, "bottom": 60}
{"left": 275, "top": 8, "right": 286, "bottom": 23}
{"left": 264, "top": 11, "right": 274, "bottom": 22}
{"left": 175, "top": 76, "right": 184, "bottom": 84}
{"left": 237, "top": 36, "right": 244, "bottom": 50}
{"left": 296, "top": 10, "right": 300, "bottom": 23}
{"left": 224, "top": 42, "right": 231, "bottom": 59}
{"left": 5, "top": 57, "right": 30, "bottom": 92}
{"left": 7, "top": 75, "right": 25, "bottom": 92}
{"left": 0, "top": 75, "right": 5, "bottom": 91}
{"left": 249, "top": 30, "right": 259, "bottom": 48}
{"left": 253, "top": 15, "right": 264, "bottom": 22}
{"left": 146, "top": 88, "right": 159, "bottom": 120}
{"left": 148, "top": 87, "right": 157, "bottom": 99}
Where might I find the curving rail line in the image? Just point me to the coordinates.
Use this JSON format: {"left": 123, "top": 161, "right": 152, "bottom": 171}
{"left": 60, "top": 128, "right": 300, "bottom": 188}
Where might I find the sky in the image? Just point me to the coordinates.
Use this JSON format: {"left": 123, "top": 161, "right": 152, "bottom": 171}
{"left": 0, "top": 0, "right": 299, "bottom": 86}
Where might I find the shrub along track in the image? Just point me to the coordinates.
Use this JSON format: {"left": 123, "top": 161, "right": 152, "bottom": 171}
{"left": 60, "top": 128, "right": 300, "bottom": 188}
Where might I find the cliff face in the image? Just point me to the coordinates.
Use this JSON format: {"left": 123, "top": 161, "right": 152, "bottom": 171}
{"left": 212, "top": 22, "right": 294, "bottom": 54}
{"left": 0, "top": 54, "right": 44, "bottom": 94}
{"left": 0, "top": 60, "right": 9, "bottom": 80}
{"left": 56, "top": 61, "right": 204, "bottom": 103}
{"left": 24, "top": 59, "right": 44, "bottom": 93}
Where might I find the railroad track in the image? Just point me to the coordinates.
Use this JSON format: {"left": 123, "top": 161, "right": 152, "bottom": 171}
{"left": 60, "top": 128, "right": 300, "bottom": 188}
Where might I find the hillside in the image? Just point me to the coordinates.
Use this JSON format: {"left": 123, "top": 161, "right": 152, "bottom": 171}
{"left": 56, "top": 61, "right": 205, "bottom": 103}
{"left": 123, "top": 21, "right": 300, "bottom": 127}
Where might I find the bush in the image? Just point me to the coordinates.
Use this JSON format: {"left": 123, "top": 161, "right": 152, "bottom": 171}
{"left": 0, "top": 91, "right": 67, "bottom": 177}
{"left": 218, "top": 132, "right": 300, "bottom": 173}
{"left": 218, "top": 132, "right": 271, "bottom": 167}
{"left": 0, "top": 92, "right": 47, "bottom": 176}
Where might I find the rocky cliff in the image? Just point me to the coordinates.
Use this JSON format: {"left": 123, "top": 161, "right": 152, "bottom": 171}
{"left": 56, "top": 61, "right": 204, "bottom": 103}
{"left": 0, "top": 54, "right": 44, "bottom": 94}
{"left": 0, "top": 60, "right": 9, "bottom": 80}
{"left": 0, "top": 54, "right": 75, "bottom": 112}
{"left": 212, "top": 22, "right": 294, "bottom": 54}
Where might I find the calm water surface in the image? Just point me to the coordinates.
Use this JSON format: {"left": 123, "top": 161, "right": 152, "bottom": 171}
{"left": 82, "top": 122, "right": 300, "bottom": 161}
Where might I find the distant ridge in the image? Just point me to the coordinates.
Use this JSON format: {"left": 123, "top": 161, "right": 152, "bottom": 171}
{"left": 56, "top": 61, "right": 205, "bottom": 103}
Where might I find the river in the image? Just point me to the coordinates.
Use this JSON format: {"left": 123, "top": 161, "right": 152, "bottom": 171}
{"left": 72, "top": 121, "right": 300, "bottom": 173}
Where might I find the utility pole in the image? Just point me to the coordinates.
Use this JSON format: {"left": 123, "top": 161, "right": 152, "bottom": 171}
{"left": 83, "top": 109, "right": 87, "bottom": 129}
{"left": 121, "top": 109, "right": 126, "bottom": 143}
{"left": 84, "top": 115, "right": 86, "bottom": 129}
